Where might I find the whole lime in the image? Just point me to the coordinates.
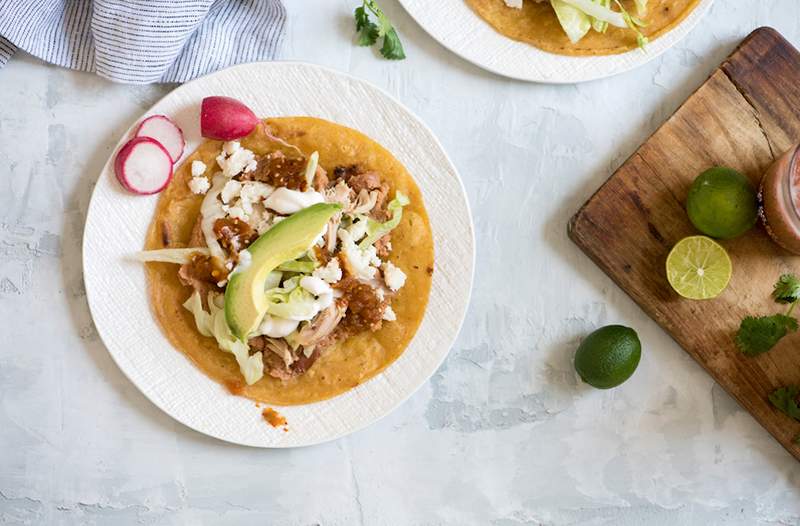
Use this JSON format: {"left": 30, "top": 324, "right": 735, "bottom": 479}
{"left": 686, "top": 167, "right": 757, "bottom": 239}
{"left": 574, "top": 325, "right": 641, "bottom": 389}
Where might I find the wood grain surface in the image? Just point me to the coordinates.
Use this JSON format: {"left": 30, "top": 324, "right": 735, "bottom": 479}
{"left": 569, "top": 27, "right": 800, "bottom": 460}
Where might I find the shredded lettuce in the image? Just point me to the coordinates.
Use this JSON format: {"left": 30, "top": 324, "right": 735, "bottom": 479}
{"left": 359, "top": 192, "right": 410, "bottom": 249}
{"left": 559, "top": 0, "right": 626, "bottom": 27}
{"left": 551, "top": 0, "right": 591, "bottom": 43}
{"left": 264, "top": 271, "right": 283, "bottom": 291}
{"left": 134, "top": 248, "right": 210, "bottom": 264}
{"left": 263, "top": 277, "right": 320, "bottom": 321}
{"left": 304, "top": 151, "right": 319, "bottom": 189}
{"left": 183, "top": 291, "right": 264, "bottom": 385}
{"left": 590, "top": 0, "right": 611, "bottom": 32}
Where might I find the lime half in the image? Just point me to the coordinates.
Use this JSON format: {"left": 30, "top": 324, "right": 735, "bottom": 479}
{"left": 666, "top": 236, "right": 732, "bottom": 300}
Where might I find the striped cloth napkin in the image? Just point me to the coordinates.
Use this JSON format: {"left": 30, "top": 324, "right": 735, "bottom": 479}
{"left": 0, "top": 0, "right": 285, "bottom": 84}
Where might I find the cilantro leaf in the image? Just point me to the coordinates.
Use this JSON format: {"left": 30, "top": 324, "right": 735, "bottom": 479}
{"left": 735, "top": 314, "right": 798, "bottom": 356}
{"left": 773, "top": 273, "right": 800, "bottom": 304}
{"left": 380, "top": 28, "right": 406, "bottom": 60}
{"left": 355, "top": 6, "right": 379, "bottom": 46}
{"left": 353, "top": 1, "right": 406, "bottom": 60}
{"left": 769, "top": 385, "right": 800, "bottom": 421}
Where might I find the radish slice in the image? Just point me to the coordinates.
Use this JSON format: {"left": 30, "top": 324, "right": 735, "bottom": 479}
{"left": 135, "top": 115, "right": 185, "bottom": 163}
{"left": 114, "top": 137, "right": 173, "bottom": 195}
{"left": 201, "top": 96, "right": 259, "bottom": 141}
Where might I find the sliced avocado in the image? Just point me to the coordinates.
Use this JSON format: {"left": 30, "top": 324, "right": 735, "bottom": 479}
{"left": 224, "top": 203, "right": 341, "bottom": 340}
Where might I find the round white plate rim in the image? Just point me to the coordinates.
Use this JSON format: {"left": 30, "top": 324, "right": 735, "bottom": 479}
{"left": 83, "top": 60, "right": 475, "bottom": 448}
{"left": 398, "top": 0, "right": 714, "bottom": 83}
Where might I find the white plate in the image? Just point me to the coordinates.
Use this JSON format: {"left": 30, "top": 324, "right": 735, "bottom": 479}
{"left": 83, "top": 62, "right": 474, "bottom": 447}
{"left": 399, "top": 0, "right": 714, "bottom": 83}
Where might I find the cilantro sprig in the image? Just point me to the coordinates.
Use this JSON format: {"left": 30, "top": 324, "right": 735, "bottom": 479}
{"left": 354, "top": 1, "right": 406, "bottom": 60}
{"left": 735, "top": 273, "right": 800, "bottom": 356}
{"left": 769, "top": 385, "right": 800, "bottom": 421}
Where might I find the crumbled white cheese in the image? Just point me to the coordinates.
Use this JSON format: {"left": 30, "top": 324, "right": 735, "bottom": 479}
{"left": 188, "top": 176, "right": 210, "bottom": 195}
{"left": 239, "top": 181, "right": 274, "bottom": 214}
{"left": 222, "top": 141, "right": 240, "bottom": 155}
{"left": 217, "top": 141, "right": 256, "bottom": 178}
{"left": 220, "top": 180, "right": 242, "bottom": 204}
{"left": 339, "top": 230, "right": 378, "bottom": 281}
{"left": 504, "top": 0, "right": 522, "bottom": 8}
{"left": 191, "top": 160, "right": 207, "bottom": 177}
{"left": 312, "top": 258, "right": 342, "bottom": 284}
{"left": 383, "top": 261, "right": 407, "bottom": 291}
{"left": 348, "top": 217, "right": 369, "bottom": 242}
{"left": 264, "top": 187, "right": 325, "bottom": 215}
{"left": 227, "top": 206, "right": 248, "bottom": 222}
{"left": 245, "top": 159, "right": 258, "bottom": 173}
{"left": 375, "top": 288, "right": 385, "bottom": 301}
{"left": 383, "top": 305, "right": 397, "bottom": 321}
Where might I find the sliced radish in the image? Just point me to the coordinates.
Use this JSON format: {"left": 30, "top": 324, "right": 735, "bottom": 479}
{"left": 114, "top": 137, "right": 173, "bottom": 195}
{"left": 201, "top": 96, "right": 259, "bottom": 141}
{"left": 135, "top": 115, "right": 185, "bottom": 163}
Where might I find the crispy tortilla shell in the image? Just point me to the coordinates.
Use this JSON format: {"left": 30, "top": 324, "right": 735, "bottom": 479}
{"left": 144, "top": 117, "right": 434, "bottom": 405}
{"left": 466, "top": 0, "right": 701, "bottom": 56}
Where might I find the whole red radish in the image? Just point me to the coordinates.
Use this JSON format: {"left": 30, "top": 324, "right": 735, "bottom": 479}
{"left": 114, "top": 137, "right": 173, "bottom": 195}
{"left": 201, "top": 96, "right": 259, "bottom": 140}
{"left": 135, "top": 115, "right": 185, "bottom": 163}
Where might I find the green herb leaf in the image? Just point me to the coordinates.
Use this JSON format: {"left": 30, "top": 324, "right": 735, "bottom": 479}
{"left": 769, "top": 385, "right": 800, "bottom": 421}
{"left": 773, "top": 273, "right": 800, "bottom": 304}
{"left": 354, "top": 1, "right": 406, "bottom": 60}
{"left": 735, "top": 314, "right": 798, "bottom": 356}
{"left": 380, "top": 28, "right": 406, "bottom": 60}
{"left": 355, "top": 6, "right": 379, "bottom": 46}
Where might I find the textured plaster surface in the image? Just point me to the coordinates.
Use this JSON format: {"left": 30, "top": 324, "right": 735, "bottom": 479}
{"left": 1, "top": 0, "right": 800, "bottom": 524}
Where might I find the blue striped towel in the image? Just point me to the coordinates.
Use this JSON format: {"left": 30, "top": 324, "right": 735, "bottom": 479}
{"left": 0, "top": 0, "right": 285, "bottom": 84}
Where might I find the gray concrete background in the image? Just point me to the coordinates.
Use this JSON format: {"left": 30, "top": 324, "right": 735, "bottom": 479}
{"left": 1, "top": 0, "right": 799, "bottom": 524}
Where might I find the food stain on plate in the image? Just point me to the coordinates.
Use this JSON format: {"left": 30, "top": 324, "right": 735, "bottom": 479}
{"left": 262, "top": 407, "right": 288, "bottom": 431}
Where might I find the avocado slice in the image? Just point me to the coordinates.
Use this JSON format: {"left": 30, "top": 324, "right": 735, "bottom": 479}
{"left": 224, "top": 202, "right": 342, "bottom": 340}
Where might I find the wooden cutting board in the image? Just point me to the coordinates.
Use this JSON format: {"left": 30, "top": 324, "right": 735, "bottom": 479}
{"left": 568, "top": 27, "right": 800, "bottom": 460}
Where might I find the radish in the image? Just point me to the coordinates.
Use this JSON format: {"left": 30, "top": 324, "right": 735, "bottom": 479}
{"left": 201, "top": 96, "right": 259, "bottom": 141}
{"left": 114, "top": 137, "right": 173, "bottom": 195}
{"left": 135, "top": 115, "right": 185, "bottom": 163}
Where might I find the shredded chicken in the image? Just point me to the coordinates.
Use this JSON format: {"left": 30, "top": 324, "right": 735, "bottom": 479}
{"left": 295, "top": 301, "right": 347, "bottom": 347}
{"left": 178, "top": 254, "right": 226, "bottom": 307}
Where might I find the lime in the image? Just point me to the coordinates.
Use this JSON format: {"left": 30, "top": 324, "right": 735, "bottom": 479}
{"left": 686, "top": 167, "right": 757, "bottom": 239}
{"left": 574, "top": 325, "right": 641, "bottom": 389}
{"left": 666, "top": 235, "right": 732, "bottom": 300}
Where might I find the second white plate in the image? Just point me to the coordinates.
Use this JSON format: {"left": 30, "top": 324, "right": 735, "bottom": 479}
{"left": 399, "top": 0, "right": 714, "bottom": 83}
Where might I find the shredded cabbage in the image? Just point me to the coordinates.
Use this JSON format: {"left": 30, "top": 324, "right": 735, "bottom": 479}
{"left": 263, "top": 277, "right": 321, "bottom": 321}
{"left": 183, "top": 291, "right": 264, "bottom": 385}
{"left": 550, "top": 0, "right": 591, "bottom": 43}
{"left": 304, "top": 151, "right": 319, "bottom": 189}
{"left": 590, "top": 0, "right": 611, "bottom": 32}
{"left": 359, "top": 192, "right": 410, "bottom": 249}
{"left": 634, "top": 0, "right": 647, "bottom": 16}
{"left": 559, "top": 0, "right": 626, "bottom": 28}
{"left": 134, "top": 248, "right": 210, "bottom": 264}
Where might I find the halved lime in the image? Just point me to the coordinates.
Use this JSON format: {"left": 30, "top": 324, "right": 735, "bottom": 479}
{"left": 666, "top": 236, "right": 732, "bottom": 300}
